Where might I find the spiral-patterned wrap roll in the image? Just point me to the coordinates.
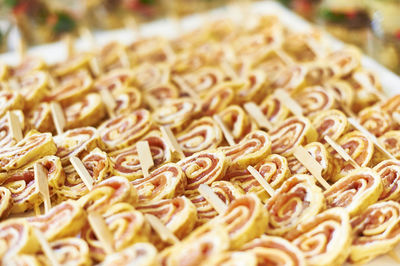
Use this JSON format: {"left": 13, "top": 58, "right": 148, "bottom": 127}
{"left": 202, "top": 83, "right": 236, "bottom": 116}
{"left": 102, "top": 242, "right": 158, "bottom": 266}
{"left": 268, "top": 65, "right": 306, "bottom": 94}
{"left": 0, "top": 110, "right": 25, "bottom": 148}
{"left": 112, "top": 87, "right": 142, "bottom": 115}
{"left": 54, "top": 127, "right": 102, "bottom": 165}
{"left": 0, "top": 90, "right": 24, "bottom": 117}
{"left": 348, "top": 70, "right": 382, "bottom": 112}
{"left": 82, "top": 203, "right": 151, "bottom": 262}
{"left": 0, "top": 187, "right": 12, "bottom": 219}
{"left": 27, "top": 200, "right": 86, "bottom": 241}
{"left": 178, "top": 151, "right": 229, "bottom": 190}
{"left": 350, "top": 201, "right": 400, "bottom": 264}
{"left": 37, "top": 237, "right": 90, "bottom": 266}
{"left": 93, "top": 68, "right": 134, "bottom": 92}
{"left": 214, "top": 194, "right": 268, "bottom": 249}
{"left": 312, "top": 109, "right": 349, "bottom": 142}
{"left": 177, "top": 117, "right": 223, "bottom": 156}
{"left": 294, "top": 86, "right": 337, "bottom": 118}
{"left": 185, "top": 181, "right": 243, "bottom": 226}
{"left": 236, "top": 70, "right": 267, "bottom": 104}
{"left": 331, "top": 131, "right": 374, "bottom": 181}
{"left": 0, "top": 219, "right": 39, "bottom": 261}
{"left": 153, "top": 98, "right": 200, "bottom": 133}
{"left": 358, "top": 106, "right": 393, "bottom": 137}
{"left": 325, "top": 80, "right": 355, "bottom": 111}
{"left": 265, "top": 174, "right": 325, "bottom": 236}
{"left": 259, "top": 95, "right": 290, "bottom": 126}
{"left": 373, "top": 159, "right": 400, "bottom": 201}
{"left": 287, "top": 142, "right": 334, "bottom": 180}
{"left": 131, "top": 163, "right": 186, "bottom": 204}
{"left": 285, "top": 208, "right": 351, "bottom": 266}
{"left": 14, "top": 70, "right": 48, "bottom": 108}
{"left": 98, "top": 109, "right": 151, "bottom": 151}
{"left": 205, "top": 251, "right": 257, "bottom": 266}
{"left": 4, "top": 254, "right": 41, "bottom": 266}
{"left": 133, "top": 63, "right": 170, "bottom": 90}
{"left": 78, "top": 176, "right": 137, "bottom": 214}
{"left": 324, "top": 168, "right": 382, "bottom": 216}
{"left": 240, "top": 235, "right": 306, "bottom": 266}
{"left": 325, "top": 47, "right": 360, "bottom": 77}
{"left": 144, "top": 83, "right": 179, "bottom": 107}
{"left": 51, "top": 53, "right": 92, "bottom": 77}
{"left": 27, "top": 103, "right": 54, "bottom": 133}
{"left": 219, "top": 130, "right": 271, "bottom": 170}
{"left": 219, "top": 105, "right": 257, "bottom": 143}
{"left": 45, "top": 70, "right": 93, "bottom": 106}
{"left": 58, "top": 148, "right": 113, "bottom": 200}
{"left": 3, "top": 156, "right": 64, "bottom": 214}
{"left": 110, "top": 130, "right": 173, "bottom": 181}
{"left": 379, "top": 131, "right": 400, "bottom": 159}
{"left": 281, "top": 33, "right": 322, "bottom": 63}
{"left": 305, "top": 62, "right": 336, "bottom": 85}
{"left": 64, "top": 93, "right": 106, "bottom": 129}
{"left": 270, "top": 117, "right": 318, "bottom": 156}
{"left": 173, "top": 67, "right": 223, "bottom": 96}
{"left": 0, "top": 132, "right": 56, "bottom": 172}
{"left": 137, "top": 196, "right": 197, "bottom": 239}
{"left": 227, "top": 154, "right": 290, "bottom": 202}
{"left": 10, "top": 57, "right": 45, "bottom": 78}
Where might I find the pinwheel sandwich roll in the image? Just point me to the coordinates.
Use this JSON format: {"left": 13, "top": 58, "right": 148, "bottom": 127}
{"left": 110, "top": 130, "right": 174, "bottom": 180}
{"left": 9, "top": 56, "right": 45, "bottom": 78}
{"left": 27, "top": 200, "right": 86, "bottom": 241}
{"left": 3, "top": 155, "right": 64, "bottom": 214}
{"left": 133, "top": 63, "right": 170, "bottom": 90}
{"left": 201, "top": 82, "right": 236, "bottom": 116}
{"left": 27, "top": 102, "right": 54, "bottom": 133}
{"left": 185, "top": 181, "right": 243, "bottom": 226}
{"left": 350, "top": 201, "right": 400, "bottom": 264}
{"left": 51, "top": 53, "right": 92, "bottom": 77}
{"left": 294, "top": 86, "right": 337, "bottom": 118}
{"left": 236, "top": 70, "right": 267, "bottom": 104}
{"left": 78, "top": 176, "right": 138, "bottom": 214}
{"left": 373, "top": 159, "right": 400, "bottom": 201}
{"left": 82, "top": 204, "right": 151, "bottom": 262}
{"left": 241, "top": 235, "right": 306, "bottom": 266}
{"left": 93, "top": 68, "right": 134, "bottom": 92}
{"left": 58, "top": 148, "right": 112, "bottom": 200}
{"left": 227, "top": 154, "right": 290, "bottom": 202}
{"left": 64, "top": 93, "right": 106, "bottom": 129}
{"left": 267, "top": 65, "right": 306, "bottom": 94}
{"left": 215, "top": 194, "right": 269, "bottom": 249}
{"left": 270, "top": 116, "right": 318, "bottom": 156}
{"left": 112, "top": 87, "right": 142, "bottom": 115}
{"left": 13, "top": 70, "right": 48, "bottom": 108}
{"left": 36, "top": 237, "right": 90, "bottom": 266}
{"left": 132, "top": 163, "right": 186, "bottom": 204}
{"left": 0, "top": 131, "right": 56, "bottom": 173}
{"left": 379, "top": 131, "right": 400, "bottom": 159}
{"left": 0, "top": 110, "right": 25, "bottom": 148}
{"left": 153, "top": 98, "right": 200, "bottom": 133}
{"left": 177, "top": 117, "right": 223, "bottom": 156}
{"left": 0, "top": 219, "right": 39, "bottom": 261}
{"left": 144, "top": 83, "right": 179, "bottom": 108}
{"left": 178, "top": 151, "right": 229, "bottom": 190}
{"left": 102, "top": 242, "right": 158, "bottom": 266}
{"left": 205, "top": 251, "right": 258, "bottom": 266}
{"left": 137, "top": 196, "right": 197, "bottom": 239}
{"left": 324, "top": 168, "right": 382, "bottom": 217}
{"left": 0, "top": 187, "right": 12, "bottom": 219}
{"left": 265, "top": 174, "right": 325, "bottom": 236}
{"left": 98, "top": 109, "right": 152, "bottom": 151}
{"left": 219, "top": 130, "right": 271, "bottom": 170}
{"left": 312, "top": 109, "right": 349, "bottom": 142}
{"left": 0, "top": 90, "right": 24, "bottom": 117}
{"left": 358, "top": 106, "right": 393, "bottom": 137}
{"left": 285, "top": 208, "right": 352, "bottom": 266}
{"left": 259, "top": 95, "right": 290, "bottom": 126}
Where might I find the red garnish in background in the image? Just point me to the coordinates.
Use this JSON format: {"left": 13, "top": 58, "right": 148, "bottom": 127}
{"left": 396, "top": 30, "right": 400, "bottom": 40}
{"left": 345, "top": 10, "right": 358, "bottom": 20}
{"left": 12, "top": 1, "right": 29, "bottom": 16}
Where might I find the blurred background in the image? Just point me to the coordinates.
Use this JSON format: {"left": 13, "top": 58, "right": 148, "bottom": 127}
{"left": 0, "top": 0, "right": 399, "bottom": 73}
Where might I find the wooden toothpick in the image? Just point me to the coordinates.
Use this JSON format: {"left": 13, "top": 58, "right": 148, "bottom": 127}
{"left": 353, "top": 72, "right": 387, "bottom": 101}
{"left": 50, "top": 102, "right": 66, "bottom": 135}
{"left": 244, "top": 102, "right": 273, "bottom": 131}
{"left": 69, "top": 156, "right": 94, "bottom": 190}
{"left": 88, "top": 212, "right": 114, "bottom": 254}
{"left": 160, "top": 126, "right": 185, "bottom": 158}
{"left": 274, "top": 89, "right": 303, "bottom": 117}
{"left": 213, "top": 114, "right": 236, "bottom": 146}
{"left": 247, "top": 166, "right": 275, "bottom": 197}
{"left": 145, "top": 214, "right": 180, "bottom": 244}
{"left": 34, "top": 228, "right": 60, "bottom": 266}
{"left": 136, "top": 141, "right": 154, "bottom": 178}
{"left": 99, "top": 89, "right": 117, "bottom": 117}
{"left": 34, "top": 163, "right": 51, "bottom": 213}
{"left": 7, "top": 111, "right": 23, "bottom": 142}
{"left": 293, "top": 146, "right": 331, "bottom": 190}
{"left": 348, "top": 118, "right": 396, "bottom": 160}
{"left": 198, "top": 184, "right": 227, "bottom": 214}
{"left": 324, "top": 135, "right": 360, "bottom": 168}
{"left": 64, "top": 34, "right": 75, "bottom": 59}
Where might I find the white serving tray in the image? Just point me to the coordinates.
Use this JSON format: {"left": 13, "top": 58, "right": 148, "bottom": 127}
{"left": 1, "top": 1, "right": 400, "bottom": 265}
